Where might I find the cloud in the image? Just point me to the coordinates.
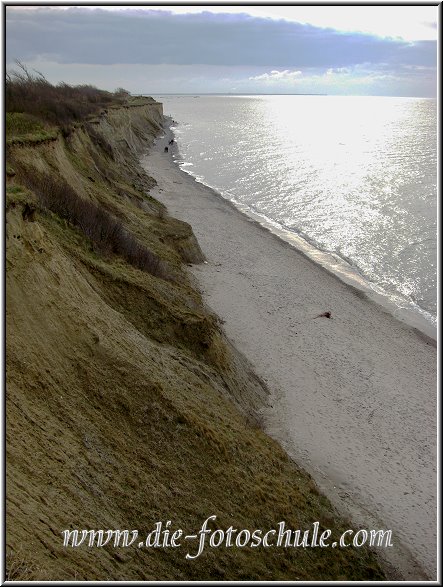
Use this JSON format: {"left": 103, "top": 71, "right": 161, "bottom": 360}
{"left": 5, "top": 8, "right": 436, "bottom": 97}
{"left": 242, "top": 61, "right": 436, "bottom": 97}
{"left": 6, "top": 7, "right": 436, "bottom": 70}
{"left": 249, "top": 70, "right": 302, "bottom": 82}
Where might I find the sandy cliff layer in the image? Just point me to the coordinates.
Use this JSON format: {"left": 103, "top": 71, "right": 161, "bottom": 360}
{"left": 6, "top": 98, "right": 385, "bottom": 580}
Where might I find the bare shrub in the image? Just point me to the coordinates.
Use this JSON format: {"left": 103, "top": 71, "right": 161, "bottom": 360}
{"left": 6, "top": 549, "right": 41, "bottom": 581}
{"left": 17, "top": 166, "right": 169, "bottom": 280}
{"left": 6, "top": 62, "right": 127, "bottom": 129}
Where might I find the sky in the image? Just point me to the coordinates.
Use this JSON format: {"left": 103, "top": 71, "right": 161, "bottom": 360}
{"left": 5, "top": 3, "right": 439, "bottom": 97}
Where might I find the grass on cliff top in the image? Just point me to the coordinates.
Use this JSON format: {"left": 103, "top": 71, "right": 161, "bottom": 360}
{"left": 6, "top": 112, "right": 58, "bottom": 145}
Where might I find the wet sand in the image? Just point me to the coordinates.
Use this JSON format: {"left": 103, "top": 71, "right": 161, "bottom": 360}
{"left": 141, "top": 127, "right": 437, "bottom": 580}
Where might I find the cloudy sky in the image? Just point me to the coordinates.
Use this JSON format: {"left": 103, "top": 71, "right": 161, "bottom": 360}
{"left": 5, "top": 4, "right": 438, "bottom": 96}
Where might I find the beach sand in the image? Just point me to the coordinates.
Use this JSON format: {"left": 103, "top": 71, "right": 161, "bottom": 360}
{"left": 141, "top": 128, "right": 437, "bottom": 580}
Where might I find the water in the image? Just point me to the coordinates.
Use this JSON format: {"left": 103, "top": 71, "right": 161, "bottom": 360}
{"left": 155, "top": 95, "right": 437, "bottom": 333}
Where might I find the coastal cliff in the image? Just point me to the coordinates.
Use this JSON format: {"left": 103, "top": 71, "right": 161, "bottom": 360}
{"left": 6, "top": 92, "right": 385, "bottom": 580}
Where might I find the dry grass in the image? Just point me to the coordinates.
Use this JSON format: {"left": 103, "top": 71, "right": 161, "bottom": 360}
{"left": 5, "top": 550, "right": 43, "bottom": 581}
{"left": 15, "top": 166, "right": 169, "bottom": 280}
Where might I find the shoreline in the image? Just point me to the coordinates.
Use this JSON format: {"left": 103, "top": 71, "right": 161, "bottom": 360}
{"left": 172, "top": 140, "right": 436, "bottom": 343}
{"left": 141, "top": 124, "right": 437, "bottom": 579}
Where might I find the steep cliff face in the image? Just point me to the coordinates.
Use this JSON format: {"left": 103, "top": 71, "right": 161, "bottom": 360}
{"left": 5, "top": 98, "right": 385, "bottom": 581}
{"left": 89, "top": 98, "right": 164, "bottom": 159}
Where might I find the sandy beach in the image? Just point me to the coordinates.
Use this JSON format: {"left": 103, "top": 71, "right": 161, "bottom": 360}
{"left": 141, "top": 128, "right": 437, "bottom": 580}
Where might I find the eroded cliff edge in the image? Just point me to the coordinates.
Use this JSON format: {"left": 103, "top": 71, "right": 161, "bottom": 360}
{"left": 6, "top": 95, "right": 385, "bottom": 580}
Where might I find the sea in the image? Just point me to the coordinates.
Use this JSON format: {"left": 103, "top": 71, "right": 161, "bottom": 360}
{"left": 154, "top": 95, "right": 437, "bottom": 335}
